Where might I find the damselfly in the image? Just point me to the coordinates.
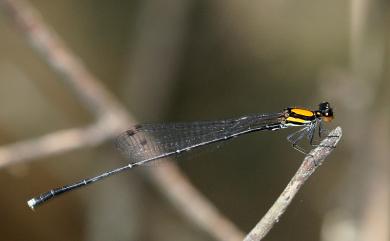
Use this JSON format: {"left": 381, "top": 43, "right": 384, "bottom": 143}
{"left": 27, "top": 102, "right": 334, "bottom": 209}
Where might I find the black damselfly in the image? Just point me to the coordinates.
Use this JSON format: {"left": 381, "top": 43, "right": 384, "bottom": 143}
{"left": 27, "top": 102, "right": 334, "bottom": 209}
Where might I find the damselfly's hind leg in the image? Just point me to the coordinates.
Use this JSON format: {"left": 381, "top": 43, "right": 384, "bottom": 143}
{"left": 286, "top": 124, "right": 334, "bottom": 155}
{"left": 287, "top": 127, "right": 311, "bottom": 154}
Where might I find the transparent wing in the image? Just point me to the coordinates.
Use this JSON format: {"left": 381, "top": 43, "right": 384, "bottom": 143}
{"left": 115, "top": 112, "right": 285, "bottom": 165}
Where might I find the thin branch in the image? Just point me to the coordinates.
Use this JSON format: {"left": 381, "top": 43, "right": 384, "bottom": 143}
{"left": 0, "top": 0, "right": 130, "bottom": 123}
{"left": 0, "top": 117, "right": 118, "bottom": 168}
{"left": 0, "top": 125, "right": 99, "bottom": 168}
{"left": 243, "top": 127, "right": 343, "bottom": 241}
{"left": 0, "top": 0, "right": 245, "bottom": 240}
{"left": 148, "top": 163, "right": 245, "bottom": 241}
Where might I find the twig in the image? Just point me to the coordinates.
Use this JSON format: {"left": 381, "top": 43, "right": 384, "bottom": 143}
{"left": 0, "top": 124, "right": 101, "bottom": 168}
{"left": 0, "top": 116, "right": 122, "bottom": 168}
{"left": 0, "top": 0, "right": 245, "bottom": 240}
{"left": 243, "top": 127, "right": 343, "bottom": 241}
{"left": 148, "top": 163, "right": 245, "bottom": 241}
{"left": 0, "top": 0, "right": 130, "bottom": 121}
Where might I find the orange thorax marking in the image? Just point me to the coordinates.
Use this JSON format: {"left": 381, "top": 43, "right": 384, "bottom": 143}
{"left": 290, "top": 108, "right": 314, "bottom": 117}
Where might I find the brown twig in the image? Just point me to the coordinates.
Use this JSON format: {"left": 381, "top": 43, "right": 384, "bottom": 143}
{"left": 0, "top": 0, "right": 130, "bottom": 121}
{"left": 243, "top": 127, "right": 343, "bottom": 241}
{"left": 148, "top": 163, "right": 245, "bottom": 241}
{"left": 0, "top": 0, "right": 245, "bottom": 240}
{"left": 0, "top": 124, "right": 102, "bottom": 168}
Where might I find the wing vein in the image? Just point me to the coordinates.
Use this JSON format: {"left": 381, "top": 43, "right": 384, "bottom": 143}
{"left": 115, "top": 112, "right": 285, "bottom": 164}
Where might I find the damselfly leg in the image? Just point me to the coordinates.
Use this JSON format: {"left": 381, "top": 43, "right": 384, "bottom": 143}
{"left": 287, "top": 119, "right": 338, "bottom": 155}
{"left": 287, "top": 124, "right": 316, "bottom": 154}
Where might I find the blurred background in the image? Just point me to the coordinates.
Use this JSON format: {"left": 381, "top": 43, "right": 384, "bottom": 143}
{"left": 0, "top": 0, "right": 388, "bottom": 241}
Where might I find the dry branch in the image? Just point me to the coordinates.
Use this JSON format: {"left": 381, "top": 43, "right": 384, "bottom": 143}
{"left": 244, "top": 127, "right": 343, "bottom": 241}
{"left": 0, "top": 0, "right": 245, "bottom": 240}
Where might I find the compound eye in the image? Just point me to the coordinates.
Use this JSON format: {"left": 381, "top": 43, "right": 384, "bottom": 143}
{"left": 319, "top": 101, "right": 331, "bottom": 111}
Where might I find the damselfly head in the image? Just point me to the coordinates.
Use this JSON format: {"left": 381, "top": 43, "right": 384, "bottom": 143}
{"left": 317, "top": 102, "right": 334, "bottom": 122}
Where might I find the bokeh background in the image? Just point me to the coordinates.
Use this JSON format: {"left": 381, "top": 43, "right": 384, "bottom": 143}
{"left": 0, "top": 0, "right": 388, "bottom": 241}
